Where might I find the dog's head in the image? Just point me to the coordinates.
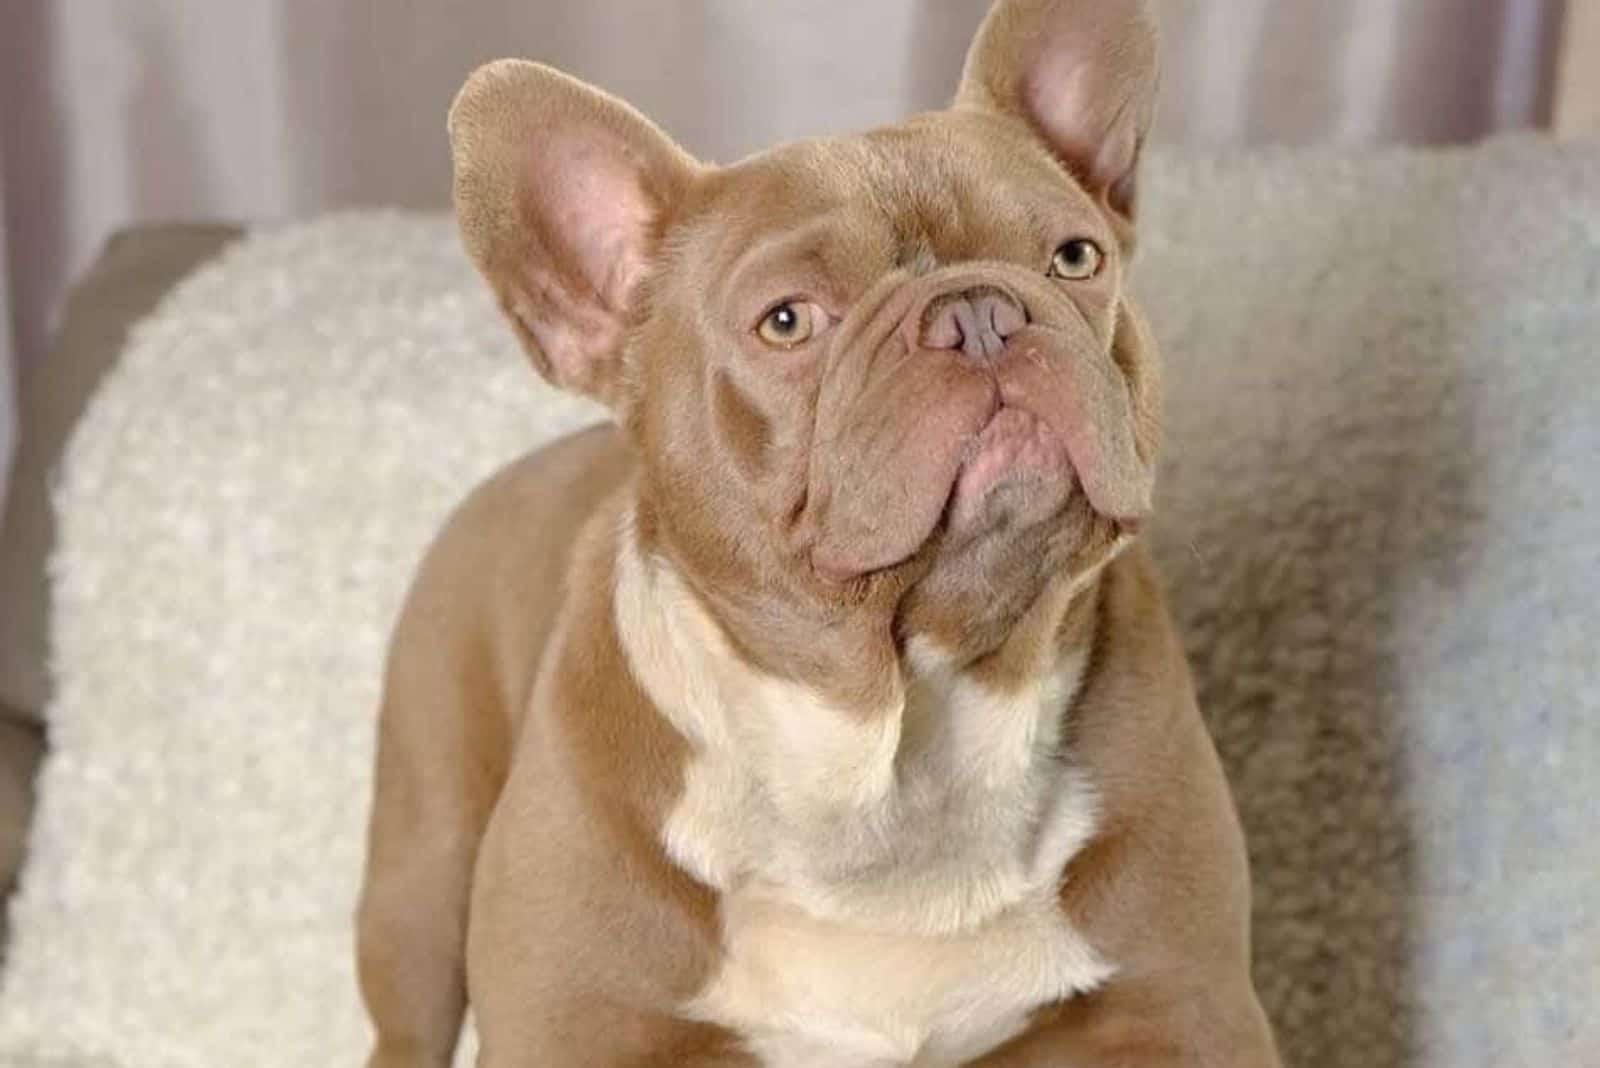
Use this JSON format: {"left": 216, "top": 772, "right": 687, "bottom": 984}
{"left": 451, "top": 0, "right": 1161, "bottom": 688}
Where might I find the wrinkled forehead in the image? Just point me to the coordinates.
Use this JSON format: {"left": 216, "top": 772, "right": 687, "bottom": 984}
{"left": 667, "top": 111, "right": 1112, "bottom": 296}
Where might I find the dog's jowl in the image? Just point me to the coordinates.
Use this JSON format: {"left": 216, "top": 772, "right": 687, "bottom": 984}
{"left": 355, "top": 1, "right": 1282, "bottom": 1065}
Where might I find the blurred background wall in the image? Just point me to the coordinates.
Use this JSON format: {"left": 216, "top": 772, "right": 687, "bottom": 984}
{"left": 0, "top": 0, "right": 1576, "bottom": 513}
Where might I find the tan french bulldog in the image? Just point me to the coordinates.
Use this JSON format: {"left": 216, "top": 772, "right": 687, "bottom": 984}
{"left": 356, "top": 1, "right": 1280, "bottom": 1065}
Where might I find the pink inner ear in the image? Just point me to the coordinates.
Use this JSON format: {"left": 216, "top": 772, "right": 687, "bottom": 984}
{"left": 531, "top": 136, "right": 655, "bottom": 312}
{"left": 507, "top": 255, "right": 620, "bottom": 395}
{"left": 1023, "top": 49, "right": 1139, "bottom": 201}
{"left": 509, "top": 131, "right": 660, "bottom": 395}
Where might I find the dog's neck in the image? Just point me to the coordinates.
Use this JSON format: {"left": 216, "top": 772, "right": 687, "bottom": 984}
{"left": 612, "top": 502, "right": 1109, "bottom": 935}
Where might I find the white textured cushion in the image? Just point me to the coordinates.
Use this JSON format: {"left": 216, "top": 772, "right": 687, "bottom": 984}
{"left": 2, "top": 137, "right": 1598, "bottom": 1067}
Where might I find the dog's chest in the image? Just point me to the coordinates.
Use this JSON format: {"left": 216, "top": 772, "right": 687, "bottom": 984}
{"left": 694, "top": 878, "right": 1106, "bottom": 1068}
{"left": 641, "top": 620, "right": 1106, "bottom": 1064}
{"left": 615, "top": 551, "right": 1112, "bottom": 1065}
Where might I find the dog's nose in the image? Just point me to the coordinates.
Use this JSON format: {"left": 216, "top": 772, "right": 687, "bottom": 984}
{"left": 919, "top": 286, "right": 1026, "bottom": 361}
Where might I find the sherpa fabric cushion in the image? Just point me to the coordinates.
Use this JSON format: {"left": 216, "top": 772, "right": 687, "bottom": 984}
{"left": 3, "top": 136, "right": 1598, "bottom": 1067}
{"left": 0, "top": 227, "right": 244, "bottom": 944}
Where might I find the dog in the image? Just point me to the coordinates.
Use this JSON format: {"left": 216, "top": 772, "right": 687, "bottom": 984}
{"left": 356, "top": 1, "right": 1281, "bottom": 1064}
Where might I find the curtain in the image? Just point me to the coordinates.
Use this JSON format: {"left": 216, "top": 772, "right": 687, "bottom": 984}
{"left": 0, "top": 0, "right": 1566, "bottom": 516}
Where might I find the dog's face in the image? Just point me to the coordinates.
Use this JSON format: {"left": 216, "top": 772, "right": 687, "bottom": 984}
{"left": 452, "top": 0, "right": 1161, "bottom": 687}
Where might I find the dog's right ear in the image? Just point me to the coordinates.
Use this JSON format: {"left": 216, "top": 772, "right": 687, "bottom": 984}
{"left": 449, "top": 61, "right": 700, "bottom": 409}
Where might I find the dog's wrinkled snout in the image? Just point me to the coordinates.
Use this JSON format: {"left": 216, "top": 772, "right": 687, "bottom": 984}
{"left": 919, "top": 286, "right": 1026, "bottom": 362}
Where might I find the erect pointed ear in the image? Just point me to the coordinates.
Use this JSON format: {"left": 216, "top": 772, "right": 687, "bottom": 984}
{"left": 448, "top": 60, "right": 699, "bottom": 409}
{"left": 956, "top": 0, "right": 1158, "bottom": 234}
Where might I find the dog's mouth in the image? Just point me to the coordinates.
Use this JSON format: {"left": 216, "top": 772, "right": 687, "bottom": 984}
{"left": 808, "top": 403, "right": 1079, "bottom": 584}
{"left": 945, "top": 405, "right": 1076, "bottom": 535}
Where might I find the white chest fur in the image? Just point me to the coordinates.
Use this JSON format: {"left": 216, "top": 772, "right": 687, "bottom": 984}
{"left": 614, "top": 536, "right": 1112, "bottom": 1068}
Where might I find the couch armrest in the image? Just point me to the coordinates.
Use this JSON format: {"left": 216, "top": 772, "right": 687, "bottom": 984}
{"left": 0, "top": 224, "right": 244, "bottom": 726}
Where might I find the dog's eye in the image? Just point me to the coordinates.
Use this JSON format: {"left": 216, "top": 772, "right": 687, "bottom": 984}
{"left": 1049, "top": 239, "right": 1104, "bottom": 280}
{"left": 756, "top": 301, "right": 815, "bottom": 348}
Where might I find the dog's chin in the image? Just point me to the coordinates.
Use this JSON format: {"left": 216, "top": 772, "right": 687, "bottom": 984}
{"left": 896, "top": 504, "right": 1084, "bottom": 663}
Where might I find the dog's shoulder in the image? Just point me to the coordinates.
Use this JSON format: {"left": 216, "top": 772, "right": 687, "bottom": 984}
{"left": 388, "top": 422, "right": 633, "bottom": 720}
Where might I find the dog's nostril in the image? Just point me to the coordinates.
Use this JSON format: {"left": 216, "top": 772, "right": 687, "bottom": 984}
{"left": 987, "top": 294, "right": 1027, "bottom": 339}
{"left": 920, "top": 286, "right": 1025, "bottom": 361}
{"left": 922, "top": 304, "right": 967, "bottom": 351}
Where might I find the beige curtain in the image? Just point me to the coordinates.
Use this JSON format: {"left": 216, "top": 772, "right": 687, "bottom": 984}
{"left": 0, "top": 0, "right": 1565, "bottom": 515}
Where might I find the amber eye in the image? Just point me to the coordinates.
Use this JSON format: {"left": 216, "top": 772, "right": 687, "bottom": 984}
{"left": 756, "top": 301, "right": 815, "bottom": 347}
{"left": 1049, "top": 239, "right": 1104, "bottom": 280}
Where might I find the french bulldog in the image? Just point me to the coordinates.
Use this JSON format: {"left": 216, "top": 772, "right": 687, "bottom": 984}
{"left": 356, "top": 1, "right": 1281, "bottom": 1065}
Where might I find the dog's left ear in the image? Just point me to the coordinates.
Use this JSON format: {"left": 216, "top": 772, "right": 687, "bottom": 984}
{"left": 957, "top": 0, "right": 1158, "bottom": 234}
